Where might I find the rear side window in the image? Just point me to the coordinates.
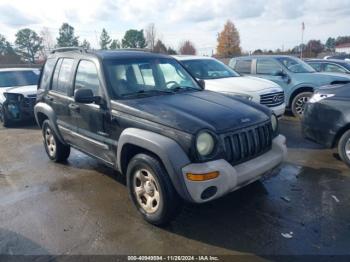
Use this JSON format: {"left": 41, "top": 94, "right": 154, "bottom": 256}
{"left": 52, "top": 58, "right": 74, "bottom": 94}
{"left": 75, "top": 60, "right": 100, "bottom": 96}
{"left": 234, "top": 59, "right": 252, "bottom": 74}
{"left": 40, "top": 59, "right": 56, "bottom": 89}
{"left": 324, "top": 63, "right": 347, "bottom": 73}
{"left": 256, "top": 59, "right": 282, "bottom": 74}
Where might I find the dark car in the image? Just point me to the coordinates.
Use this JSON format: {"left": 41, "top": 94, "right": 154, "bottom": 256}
{"left": 35, "top": 48, "right": 287, "bottom": 225}
{"left": 305, "top": 59, "right": 350, "bottom": 74}
{"left": 302, "top": 83, "right": 350, "bottom": 167}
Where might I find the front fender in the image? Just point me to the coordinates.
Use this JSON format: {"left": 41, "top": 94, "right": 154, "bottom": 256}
{"left": 117, "top": 128, "right": 193, "bottom": 201}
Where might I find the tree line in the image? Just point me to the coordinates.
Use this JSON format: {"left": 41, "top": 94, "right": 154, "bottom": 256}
{"left": 1, "top": 20, "right": 349, "bottom": 64}
{"left": 0, "top": 22, "right": 198, "bottom": 64}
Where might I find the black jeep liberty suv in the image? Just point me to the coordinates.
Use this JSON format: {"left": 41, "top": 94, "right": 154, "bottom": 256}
{"left": 35, "top": 48, "right": 287, "bottom": 225}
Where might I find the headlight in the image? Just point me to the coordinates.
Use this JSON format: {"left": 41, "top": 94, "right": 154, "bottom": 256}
{"left": 4, "top": 93, "right": 23, "bottom": 102}
{"left": 271, "top": 114, "right": 278, "bottom": 133}
{"left": 222, "top": 92, "right": 253, "bottom": 101}
{"left": 196, "top": 131, "right": 215, "bottom": 156}
{"left": 309, "top": 93, "right": 334, "bottom": 103}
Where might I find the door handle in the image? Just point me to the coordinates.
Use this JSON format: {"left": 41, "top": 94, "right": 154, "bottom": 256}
{"left": 69, "top": 103, "right": 80, "bottom": 112}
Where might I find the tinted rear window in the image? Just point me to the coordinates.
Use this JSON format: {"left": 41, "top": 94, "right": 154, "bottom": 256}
{"left": 234, "top": 60, "right": 252, "bottom": 74}
{"left": 0, "top": 70, "right": 40, "bottom": 88}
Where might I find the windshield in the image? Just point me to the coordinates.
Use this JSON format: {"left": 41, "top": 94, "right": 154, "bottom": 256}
{"left": 104, "top": 57, "right": 201, "bottom": 99}
{"left": 0, "top": 70, "right": 40, "bottom": 88}
{"left": 276, "top": 57, "right": 316, "bottom": 73}
{"left": 181, "top": 59, "right": 240, "bottom": 79}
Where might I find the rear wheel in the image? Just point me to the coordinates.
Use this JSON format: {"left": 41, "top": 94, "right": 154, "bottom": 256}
{"left": 42, "top": 120, "right": 70, "bottom": 162}
{"left": 291, "top": 91, "right": 313, "bottom": 117}
{"left": 127, "top": 153, "right": 182, "bottom": 226}
{"left": 338, "top": 130, "right": 350, "bottom": 167}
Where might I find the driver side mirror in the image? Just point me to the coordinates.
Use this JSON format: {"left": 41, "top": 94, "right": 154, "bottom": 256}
{"left": 272, "top": 69, "right": 285, "bottom": 77}
{"left": 74, "top": 88, "right": 100, "bottom": 104}
{"left": 198, "top": 79, "right": 205, "bottom": 89}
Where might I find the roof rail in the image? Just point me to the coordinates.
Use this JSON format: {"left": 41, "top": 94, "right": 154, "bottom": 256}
{"left": 50, "top": 47, "right": 87, "bottom": 54}
{"left": 114, "top": 48, "right": 151, "bottom": 52}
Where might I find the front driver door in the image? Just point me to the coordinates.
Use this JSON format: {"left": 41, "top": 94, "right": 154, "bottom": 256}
{"left": 70, "top": 59, "right": 114, "bottom": 165}
{"left": 255, "top": 58, "right": 291, "bottom": 91}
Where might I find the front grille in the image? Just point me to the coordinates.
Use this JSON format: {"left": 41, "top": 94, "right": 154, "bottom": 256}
{"left": 22, "top": 97, "right": 36, "bottom": 108}
{"left": 260, "top": 92, "right": 285, "bottom": 107}
{"left": 222, "top": 121, "right": 273, "bottom": 165}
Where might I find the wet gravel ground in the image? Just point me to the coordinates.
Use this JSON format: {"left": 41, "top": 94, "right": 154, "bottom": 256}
{"left": 0, "top": 117, "right": 349, "bottom": 258}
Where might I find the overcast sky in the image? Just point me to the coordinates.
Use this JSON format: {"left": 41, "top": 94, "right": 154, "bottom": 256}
{"left": 0, "top": 0, "right": 349, "bottom": 55}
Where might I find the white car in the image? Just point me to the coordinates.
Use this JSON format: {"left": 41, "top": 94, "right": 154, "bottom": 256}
{"left": 174, "top": 56, "right": 286, "bottom": 117}
{"left": 0, "top": 68, "right": 40, "bottom": 127}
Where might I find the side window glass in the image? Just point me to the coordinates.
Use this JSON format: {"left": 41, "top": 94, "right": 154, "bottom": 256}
{"left": 308, "top": 63, "right": 322, "bottom": 72}
{"left": 40, "top": 58, "right": 56, "bottom": 89}
{"left": 324, "top": 64, "right": 346, "bottom": 73}
{"left": 52, "top": 58, "right": 74, "bottom": 94}
{"left": 256, "top": 59, "right": 281, "bottom": 75}
{"left": 51, "top": 58, "right": 63, "bottom": 91}
{"left": 75, "top": 60, "right": 100, "bottom": 96}
{"left": 235, "top": 60, "right": 251, "bottom": 74}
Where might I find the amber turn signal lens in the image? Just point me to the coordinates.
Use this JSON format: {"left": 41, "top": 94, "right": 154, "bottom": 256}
{"left": 186, "top": 171, "right": 220, "bottom": 181}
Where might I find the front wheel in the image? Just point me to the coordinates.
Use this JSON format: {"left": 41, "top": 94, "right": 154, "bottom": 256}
{"left": 338, "top": 130, "right": 350, "bottom": 167}
{"left": 42, "top": 120, "right": 70, "bottom": 162}
{"left": 0, "top": 105, "right": 12, "bottom": 128}
{"left": 291, "top": 91, "right": 313, "bottom": 117}
{"left": 126, "top": 153, "right": 182, "bottom": 226}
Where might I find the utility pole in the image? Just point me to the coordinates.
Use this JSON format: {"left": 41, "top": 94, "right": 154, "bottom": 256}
{"left": 300, "top": 22, "right": 305, "bottom": 59}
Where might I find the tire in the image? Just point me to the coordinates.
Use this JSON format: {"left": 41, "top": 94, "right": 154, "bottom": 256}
{"left": 126, "top": 153, "right": 182, "bottom": 226}
{"left": 338, "top": 129, "right": 350, "bottom": 167}
{"left": 1, "top": 106, "right": 12, "bottom": 128}
{"left": 291, "top": 91, "right": 313, "bottom": 118}
{"left": 42, "top": 120, "right": 70, "bottom": 162}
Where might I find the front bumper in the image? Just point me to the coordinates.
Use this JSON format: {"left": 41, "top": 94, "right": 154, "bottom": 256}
{"left": 181, "top": 135, "right": 287, "bottom": 203}
{"left": 3, "top": 100, "right": 35, "bottom": 122}
{"left": 270, "top": 103, "right": 286, "bottom": 118}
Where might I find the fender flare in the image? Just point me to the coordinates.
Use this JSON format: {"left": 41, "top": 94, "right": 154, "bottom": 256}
{"left": 34, "top": 102, "right": 67, "bottom": 144}
{"left": 117, "top": 128, "right": 193, "bottom": 201}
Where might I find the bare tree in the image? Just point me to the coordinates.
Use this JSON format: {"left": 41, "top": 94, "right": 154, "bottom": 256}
{"left": 145, "top": 23, "right": 157, "bottom": 51}
{"left": 40, "top": 27, "right": 54, "bottom": 58}
{"left": 179, "top": 40, "right": 196, "bottom": 55}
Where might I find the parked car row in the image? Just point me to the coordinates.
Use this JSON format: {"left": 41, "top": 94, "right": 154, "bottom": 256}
{"left": 1, "top": 49, "right": 349, "bottom": 225}
{"left": 229, "top": 55, "right": 350, "bottom": 116}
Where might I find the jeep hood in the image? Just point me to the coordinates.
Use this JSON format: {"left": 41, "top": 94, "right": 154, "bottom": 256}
{"left": 297, "top": 72, "right": 350, "bottom": 84}
{"left": 113, "top": 91, "right": 270, "bottom": 134}
{"left": 204, "top": 76, "right": 281, "bottom": 92}
{"left": 0, "top": 85, "right": 37, "bottom": 97}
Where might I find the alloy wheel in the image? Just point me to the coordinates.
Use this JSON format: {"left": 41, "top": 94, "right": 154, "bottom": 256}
{"left": 45, "top": 127, "right": 56, "bottom": 158}
{"left": 295, "top": 96, "right": 310, "bottom": 115}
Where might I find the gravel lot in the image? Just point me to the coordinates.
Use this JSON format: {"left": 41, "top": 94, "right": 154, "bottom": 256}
{"left": 0, "top": 117, "right": 349, "bottom": 258}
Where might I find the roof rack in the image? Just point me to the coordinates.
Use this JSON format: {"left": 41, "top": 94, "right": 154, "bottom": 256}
{"left": 50, "top": 47, "right": 87, "bottom": 54}
{"left": 113, "top": 48, "right": 151, "bottom": 52}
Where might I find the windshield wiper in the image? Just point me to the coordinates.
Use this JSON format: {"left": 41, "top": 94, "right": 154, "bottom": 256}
{"left": 170, "top": 86, "right": 200, "bottom": 93}
{"left": 121, "top": 89, "right": 173, "bottom": 97}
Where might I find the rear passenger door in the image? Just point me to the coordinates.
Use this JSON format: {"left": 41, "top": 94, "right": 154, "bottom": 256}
{"left": 233, "top": 59, "right": 252, "bottom": 75}
{"left": 46, "top": 58, "right": 77, "bottom": 143}
{"left": 70, "top": 60, "right": 114, "bottom": 165}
